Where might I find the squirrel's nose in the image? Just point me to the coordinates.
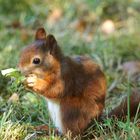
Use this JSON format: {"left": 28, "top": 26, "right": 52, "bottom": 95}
{"left": 17, "top": 63, "right": 24, "bottom": 73}
{"left": 17, "top": 65, "right": 30, "bottom": 76}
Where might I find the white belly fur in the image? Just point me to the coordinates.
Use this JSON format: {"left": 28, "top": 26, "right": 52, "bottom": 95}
{"left": 47, "top": 99, "right": 63, "bottom": 132}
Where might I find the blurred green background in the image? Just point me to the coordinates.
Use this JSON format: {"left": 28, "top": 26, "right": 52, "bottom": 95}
{"left": 0, "top": 0, "right": 140, "bottom": 139}
{"left": 0, "top": 0, "right": 140, "bottom": 69}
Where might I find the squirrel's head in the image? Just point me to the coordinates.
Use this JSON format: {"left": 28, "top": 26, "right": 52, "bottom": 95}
{"left": 18, "top": 28, "right": 62, "bottom": 77}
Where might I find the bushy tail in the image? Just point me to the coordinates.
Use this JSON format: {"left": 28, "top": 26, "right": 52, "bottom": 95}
{"left": 107, "top": 89, "right": 140, "bottom": 119}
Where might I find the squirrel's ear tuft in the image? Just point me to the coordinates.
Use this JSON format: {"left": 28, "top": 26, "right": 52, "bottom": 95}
{"left": 35, "top": 27, "right": 47, "bottom": 40}
{"left": 46, "top": 34, "right": 57, "bottom": 54}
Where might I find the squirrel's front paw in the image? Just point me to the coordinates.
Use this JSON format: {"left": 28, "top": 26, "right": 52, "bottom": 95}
{"left": 25, "top": 74, "right": 47, "bottom": 93}
{"left": 26, "top": 74, "right": 37, "bottom": 88}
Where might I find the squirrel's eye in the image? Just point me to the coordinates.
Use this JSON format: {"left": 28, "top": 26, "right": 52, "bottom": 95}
{"left": 33, "top": 58, "right": 41, "bottom": 64}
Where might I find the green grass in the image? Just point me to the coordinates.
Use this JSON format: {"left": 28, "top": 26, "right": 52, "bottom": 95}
{"left": 0, "top": 0, "right": 140, "bottom": 139}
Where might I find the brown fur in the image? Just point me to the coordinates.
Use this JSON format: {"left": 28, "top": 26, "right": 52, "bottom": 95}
{"left": 59, "top": 56, "right": 106, "bottom": 134}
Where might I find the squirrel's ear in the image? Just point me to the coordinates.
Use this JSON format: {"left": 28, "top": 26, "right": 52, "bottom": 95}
{"left": 35, "top": 27, "right": 47, "bottom": 40}
{"left": 46, "top": 34, "right": 57, "bottom": 54}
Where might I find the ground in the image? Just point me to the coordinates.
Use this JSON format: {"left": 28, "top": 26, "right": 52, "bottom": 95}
{"left": 0, "top": 0, "right": 140, "bottom": 139}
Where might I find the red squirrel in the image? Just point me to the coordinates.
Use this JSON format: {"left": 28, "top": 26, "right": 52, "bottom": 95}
{"left": 18, "top": 28, "right": 140, "bottom": 137}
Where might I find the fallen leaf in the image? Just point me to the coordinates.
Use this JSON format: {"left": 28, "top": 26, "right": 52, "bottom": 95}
{"left": 8, "top": 93, "right": 19, "bottom": 103}
{"left": 122, "top": 61, "right": 140, "bottom": 75}
{"left": 6, "top": 20, "right": 21, "bottom": 29}
{"left": 72, "top": 19, "right": 87, "bottom": 33}
{"left": 101, "top": 20, "right": 115, "bottom": 35}
{"left": 20, "top": 29, "right": 30, "bottom": 42}
{"left": 47, "top": 8, "right": 62, "bottom": 25}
